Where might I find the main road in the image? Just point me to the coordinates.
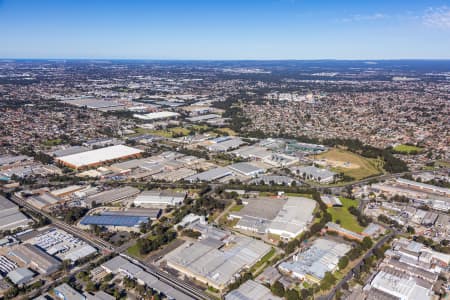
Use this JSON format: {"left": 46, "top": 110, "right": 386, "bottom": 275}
{"left": 9, "top": 194, "right": 211, "bottom": 300}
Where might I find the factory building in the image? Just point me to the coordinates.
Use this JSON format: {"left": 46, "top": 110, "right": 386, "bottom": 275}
{"left": 164, "top": 231, "right": 271, "bottom": 291}
{"left": 0, "top": 195, "right": 30, "bottom": 231}
{"left": 56, "top": 145, "right": 142, "bottom": 169}
{"left": 133, "top": 190, "right": 187, "bottom": 207}
{"left": 225, "top": 280, "right": 282, "bottom": 300}
{"left": 279, "top": 238, "right": 351, "bottom": 282}
{"left": 230, "top": 197, "right": 316, "bottom": 241}
{"left": 11, "top": 244, "right": 61, "bottom": 275}
{"left": 292, "top": 165, "right": 337, "bottom": 184}
{"left": 227, "top": 162, "right": 265, "bottom": 177}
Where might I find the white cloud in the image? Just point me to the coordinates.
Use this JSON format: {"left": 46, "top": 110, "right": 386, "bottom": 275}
{"left": 423, "top": 6, "right": 450, "bottom": 29}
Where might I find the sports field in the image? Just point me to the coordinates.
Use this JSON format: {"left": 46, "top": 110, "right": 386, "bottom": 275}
{"left": 315, "top": 148, "right": 382, "bottom": 180}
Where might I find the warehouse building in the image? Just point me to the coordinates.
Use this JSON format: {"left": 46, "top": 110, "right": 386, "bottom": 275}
{"left": 56, "top": 145, "right": 143, "bottom": 169}
{"left": 279, "top": 238, "right": 351, "bottom": 282}
{"left": 366, "top": 266, "right": 434, "bottom": 300}
{"left": 230, "top": 197, "right": 316, "bottom": 240}
{"left": 85, "top": 186, "right": 140, "bottom": 207}
{"left": 225, "top": 280, "right": 282, "bottom": 300}
{"left": 164, "top": 231, "right": 271, "bottom": 291}
{"left": 207, "top": 137, "right": 245, "bottom": 152}
{"left": 0, "top": 195, "right": 30, "bottom": 231}
{"left": 227, "top": 162, "right": 265, "bottom": 177}
{"left": 54, "top": 283, "right": 85, "bottom": 300}
{"left": 133, "top": 190, "right": 186, "bottom": 207}
{"left": 133, "top": 111, "right": 180, "bottom": 121}
{"left": 79, "top": 215, "right": 149, "bottom": 232}
{"left": 250, "top": 175, "right": 298, "bottom": 186}
{"left": 292, "top": 165, "right": 336, "bottom": 184}
{"left": 7, "top": 267, "right": 34, "bottom": 286}
{"left": 11, "top": 244, "right": 61, "bottom": 275}
{"left": 185, "top": 167, "right": 233, "bottom": 182}
{"left": 101, "top": 256, "right": 195, "bottom": 300}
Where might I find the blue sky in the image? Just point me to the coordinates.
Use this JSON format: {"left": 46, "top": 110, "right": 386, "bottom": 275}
{"left": 1, "top": 0, "right": 450, "bottom": 59}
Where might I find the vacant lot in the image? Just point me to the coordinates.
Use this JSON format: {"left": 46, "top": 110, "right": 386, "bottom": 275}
{"left": 316, "top": 148, "right": 382, "bottom": 180}
{"left": 327, "top": 197, "right": 364, "bottom": 233}
{"left": 393, "top": 144, "right": 424, "bottom": 154}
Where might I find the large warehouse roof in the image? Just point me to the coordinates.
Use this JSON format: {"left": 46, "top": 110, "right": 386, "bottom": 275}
{"left": 80, "top": 215, "right": 148, "bottom": 227}
{"left": 56, "top": 145, "right": 142, "bottom": 169}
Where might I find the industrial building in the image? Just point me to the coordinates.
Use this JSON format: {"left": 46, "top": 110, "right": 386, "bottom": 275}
{"left": 230, "top": 197, "right": 316, "bottom": 240}
{"left": 396, "top": 178, "right": 450, "bottom": 197}
{"left": 207, "top": 137, "right": 245, "bottom": 152}
{"left": 366, "top": 266, "right": 434, "bottom": 300}
{"left": 7, "top": 267, "right": 34, "bottom": 286}
{"left": 164, "top": 231, "right": 271, "bottom": 291}
{"left": 227, "top": 162, "right": 265, "bottom": 177}
{"left": 56, "top": 145, "right": 143, "bottom": 169}
{"left": 101, "top": 256, "right": 194, "bottom": 300}
{"left": 27, "top": 228, "right": 97, "bottom": 263}
{"left": 79, "top": 215, "right": 149, "bottom": 232}
{"left": 225, "top": 280, "right": 282, "bottom": 300}
{"left": 249, "top": 175, "right": 298, "bottom": 186}
{"left": 0, "top": 195, "right": 30, "bottom": 231}
{"left": 133, "top": 111, "right": 180, "bottom": 121}
{"left": 292, "top": 165, "right": 337, "bottom": 184}
{"left": 133, "top": 190, "right": 187, "bottom": 207}
{"left": 279, "top": 238, "right": 351, "bottom": 282}
{"left": 11, "top": 244, "right": 61, "bottom": 275}
{"left": 54, "top": 283, "right": 85, "bottom": 300}
{"left": 185, "top": 167, "right": 233, "bottom": 182}
{"left": 85, "top": 186, "right": 140, "bottom": 207}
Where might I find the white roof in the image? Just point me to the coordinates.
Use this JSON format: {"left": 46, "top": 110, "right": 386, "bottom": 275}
{"left": 133, "top": 111, "right": 180, "bottom": 120}
{"left": 57, "top": 145, "right": 142, "bottom": 168}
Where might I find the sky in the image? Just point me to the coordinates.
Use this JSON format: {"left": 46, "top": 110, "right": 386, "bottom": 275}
{"left": 1, "top": 0, "right": 450, "bottom": 59}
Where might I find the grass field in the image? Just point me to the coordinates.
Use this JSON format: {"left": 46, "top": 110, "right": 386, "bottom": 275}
{"left": 133, "top": 126, "right": 190, "bottom": 138}
{"left": 215, "top": 127, "right": 237, "bottom": 136}
{"left": 229, "top": 204, "right": 244, "bottom": 212}
{"left": 393, "top": 144, "right": 424, "bottom": 154}
{"left": 127, "top": 243, "right": 142, "bottom": 258}
{"left": 316, "top": 148, "right": 382, "bottom": 180}
{"left": 327, "top": 197, "right": 364, "bottom": 233}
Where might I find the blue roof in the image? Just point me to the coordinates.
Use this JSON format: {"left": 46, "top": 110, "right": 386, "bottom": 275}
{"left": 80, "top": 215, "right": 148, "bottom": 227}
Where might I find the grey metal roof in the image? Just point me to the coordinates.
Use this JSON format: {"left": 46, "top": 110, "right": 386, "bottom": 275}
{"left": 227, "top": 162, "right": 264, "bottom": 175}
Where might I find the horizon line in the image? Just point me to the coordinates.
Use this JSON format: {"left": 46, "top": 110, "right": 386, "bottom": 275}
{"left": 2, "top": 57, "right": 450, "bottom": 62}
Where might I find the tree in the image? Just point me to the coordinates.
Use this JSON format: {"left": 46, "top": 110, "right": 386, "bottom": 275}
{"left": 362, "top": 237, "right": 373, "bottom": 250}
{"left": 271, "top": 280, "right": 285, "bottom": 297}
{"left": 407, "top": 226, "right": 415, "bottom": 234}
{"left": 338, "top": 255, "right": 349, "bottom": 270}
{"left": 86, "top": 280, "right": 96, "bottom": 293}
{"left": 285, "top": 289, "right": 300, "bottom": 300}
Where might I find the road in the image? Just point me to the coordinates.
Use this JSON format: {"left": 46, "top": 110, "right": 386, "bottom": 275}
{"left": 318, "top": 231, "right": 395, "bottom": 300}
{"left": 10, "top": 194, "right": 211, "bottom": 300}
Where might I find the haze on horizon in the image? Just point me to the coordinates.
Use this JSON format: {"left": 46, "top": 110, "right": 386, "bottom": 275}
{"left": 1, "top": 0, "right": 450, "bottom": 60}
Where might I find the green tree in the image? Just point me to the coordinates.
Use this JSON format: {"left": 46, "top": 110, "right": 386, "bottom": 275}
{"left": 271, "top": 280, "right": 285, "bottom": 297}
{"left": 285, "top": 289, "right": 300, "bottom": 300}
{"left": 362, "top": 237, "right": 373, "bottom": 250}
{"left": 338, "top": 255, "right": 349, "bottom": 270}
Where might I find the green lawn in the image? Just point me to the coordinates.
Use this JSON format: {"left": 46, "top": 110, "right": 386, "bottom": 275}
{"left": 327, "top": 197, "right": 364, "bottom": 233}
{"left": 393, "top": 144, "right": 424, "bottom": 154}
{"left": 127, "top": 243, "right": 142, "bottom": 258}
{"left": 229, "top": 204, "right": 244, "bottom": 212}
